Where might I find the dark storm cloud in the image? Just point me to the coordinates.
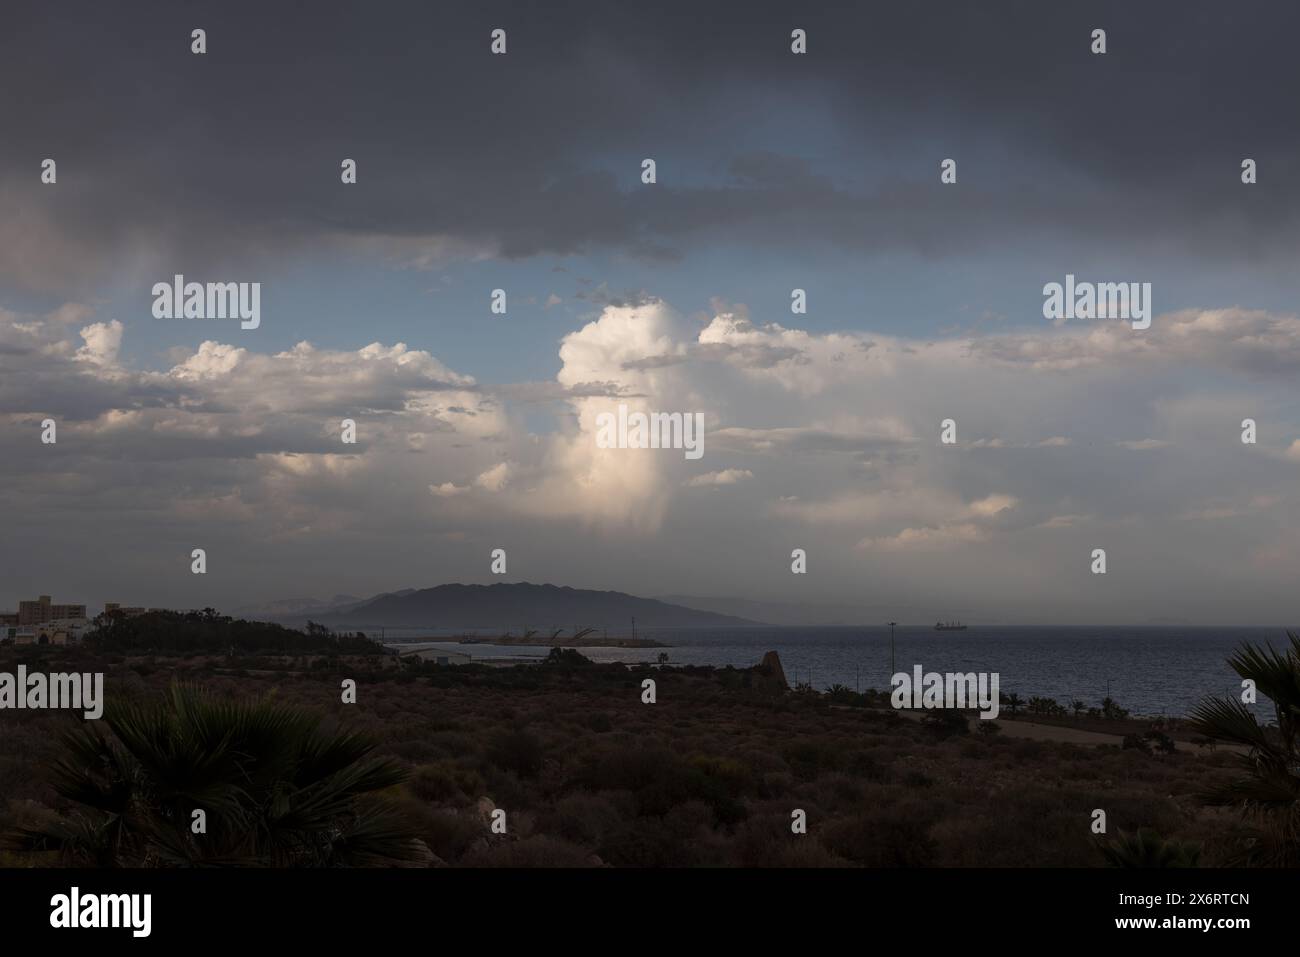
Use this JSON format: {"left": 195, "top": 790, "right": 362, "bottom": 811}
{"left": 2, "top": 0, "right": 1298, "bottom": 291}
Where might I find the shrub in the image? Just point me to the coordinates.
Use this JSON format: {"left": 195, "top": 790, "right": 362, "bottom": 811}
{"left": 1122, "top": 733, "right": 1152, "bottom": 755}
{"left": 487, "top": 727, "right": 546, "bottom": 778}
{"left": 733, "top": 812, "right": 844, "bottom": 867}
{"left": 409, "top": 762, "right": 486, "bottom": 804}
{"left": 543, "top": 647, "right": 593, "bottom": 668}
{"left": 901, "top": 769, "right": 934, "bottom": 789}
{"left": 846, "top": 751, "right": 885, "bottom": 780}
{"left": 1143, "top": 730, "right": 1176, "bottom": 754}
{"left": 826, "top": 811, "right": 939, "bottom": 866}
{"left": 541, "top": 791, "right": 624, "bottom": 846}
{"left": 923, "top": 710, "right": 969, "bottom": 738}
{"left": 1100, "top": 828, "right": 1201, "bottom": 868}
{"left": 416, "top": 808, "right": 487, "bottom": 862}
{"left": 1101, "top": 697, "right": 1131, "bottom": 720}
{"left": 600, "top": 815, "right": 703, "bottom": 867}
{"left": 463, "top": 834, "right": 595, "bottom": 867}
{"left": 781, "top": 740, "right": 842, "bottom": 779}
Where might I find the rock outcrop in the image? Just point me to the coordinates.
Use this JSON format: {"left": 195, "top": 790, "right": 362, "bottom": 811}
{"left": 754, "top": 650, "right": 789, "bottom": 692}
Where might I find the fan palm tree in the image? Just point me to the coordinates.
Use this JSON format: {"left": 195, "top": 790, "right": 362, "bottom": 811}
{"left": 1188, "top": 631, "right": 1300, "bottom": 866}
{"left": 8, "top": 683, "right": 430, "bottom": 867}
{"left": 1100, "top": 828, "right": 1201, "bottom": 868}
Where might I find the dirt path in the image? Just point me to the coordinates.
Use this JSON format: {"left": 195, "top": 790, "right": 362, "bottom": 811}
{"left": 974, "top": 716, "right": 1125, "bottom": 745}
{"left": 890, "top": 707, "right": 1123, "bottom": 745}
{"left": 888, "top": 708, "right": 1244, "bottom": 752}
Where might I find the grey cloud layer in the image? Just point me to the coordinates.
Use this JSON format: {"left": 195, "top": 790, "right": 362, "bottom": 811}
{"left": 4, "top": 0, "right": 1300, "bottom": 290}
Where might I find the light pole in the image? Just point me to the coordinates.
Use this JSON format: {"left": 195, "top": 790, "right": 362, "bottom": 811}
{"left": 888, "top": 621, "right": 897, "bottom": 680}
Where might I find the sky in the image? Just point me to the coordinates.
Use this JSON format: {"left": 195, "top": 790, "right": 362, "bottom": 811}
{"left": 2, "top": 0, "right": 1299, "bottom": 625}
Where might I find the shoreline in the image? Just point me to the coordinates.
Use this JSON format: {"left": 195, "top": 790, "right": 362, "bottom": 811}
{"left": 389, "top": 634, "right": 671, "bottom": 649}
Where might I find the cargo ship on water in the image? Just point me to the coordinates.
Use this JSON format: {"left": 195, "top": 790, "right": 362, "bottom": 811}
{"left": 934, "top": 621, "right": 968, "bottom": 631}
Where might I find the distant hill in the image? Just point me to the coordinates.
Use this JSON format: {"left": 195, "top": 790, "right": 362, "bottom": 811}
{"left": 234, "top": 594, "right": 367, "bottom": 620}
{"left": 316, "top": 582, "right": 759, "bottom": 630}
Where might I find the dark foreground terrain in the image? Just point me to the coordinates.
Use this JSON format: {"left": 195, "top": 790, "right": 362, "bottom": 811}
{"left": 0, "top": 638, "right": 1251, "bottom": 867}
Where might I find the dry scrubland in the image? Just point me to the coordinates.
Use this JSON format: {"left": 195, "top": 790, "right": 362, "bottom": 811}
{"left": 0, "top": 644, "right": 1245, "bottom": 867}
